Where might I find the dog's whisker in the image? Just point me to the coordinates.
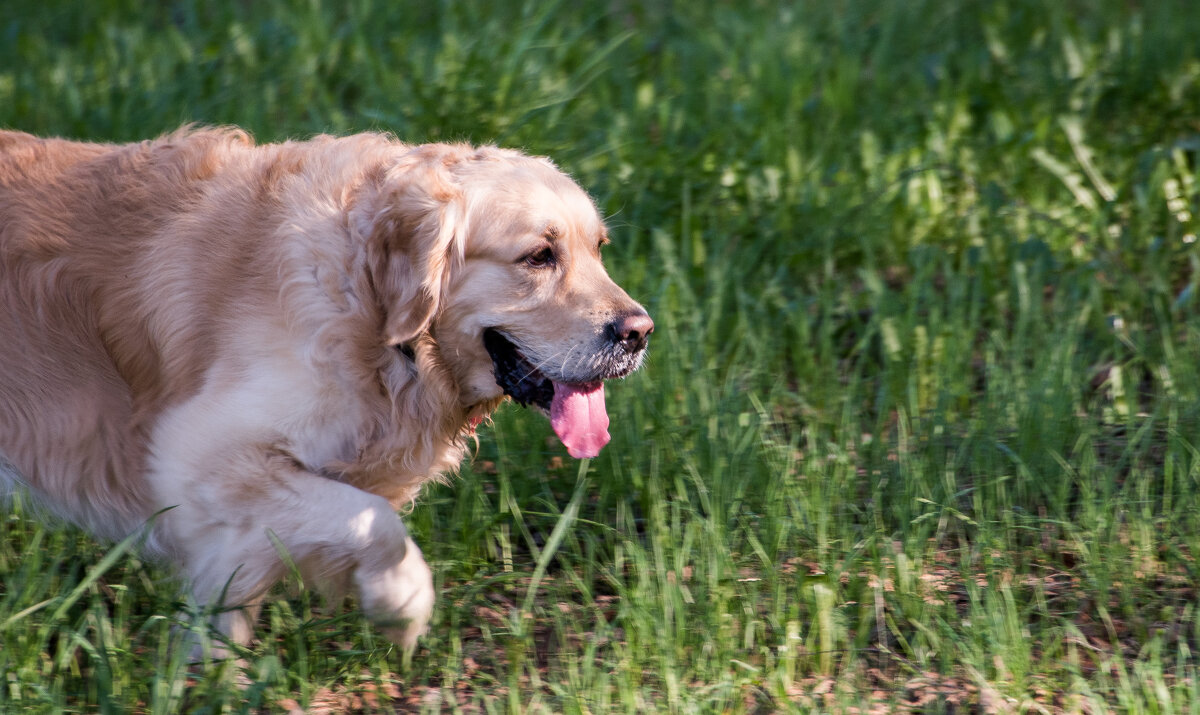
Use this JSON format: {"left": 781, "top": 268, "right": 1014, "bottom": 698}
{"left": 561, "top": 344, "right": 585, "bottom": 375}
{"left": 518, "top": 346, "right": 572, "bottom": 384}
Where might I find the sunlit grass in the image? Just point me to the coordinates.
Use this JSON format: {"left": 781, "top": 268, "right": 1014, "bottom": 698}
{"left": 4, "top": 0, "right": 1200, "bottom": 711}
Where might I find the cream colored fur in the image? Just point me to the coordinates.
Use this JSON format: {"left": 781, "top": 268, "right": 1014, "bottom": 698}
{"left": 0, "top": 127, "right": 648, "bottom": 650}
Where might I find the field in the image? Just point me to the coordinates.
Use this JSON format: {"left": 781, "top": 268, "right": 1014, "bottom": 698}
{"left": 3, "top": 0, "right": 1200, "bottom": 711}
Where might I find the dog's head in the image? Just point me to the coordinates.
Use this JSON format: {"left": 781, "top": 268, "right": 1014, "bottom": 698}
{"left": 360, "top": 143, "right": 652, "bottom": 458}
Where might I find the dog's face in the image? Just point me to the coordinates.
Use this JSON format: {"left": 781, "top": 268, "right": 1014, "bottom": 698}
{"left": 365, "top": 146, "right": 652, "bottom": 458}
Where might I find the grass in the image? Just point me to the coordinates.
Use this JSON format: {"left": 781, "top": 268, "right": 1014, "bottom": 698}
{"left": 3, "top": 0, "right": 1200, "bottom": 711}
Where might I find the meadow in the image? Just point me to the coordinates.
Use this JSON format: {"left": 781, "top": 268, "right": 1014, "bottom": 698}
{"left": 3, "top": 0, "right": 1200, "bottom": 711}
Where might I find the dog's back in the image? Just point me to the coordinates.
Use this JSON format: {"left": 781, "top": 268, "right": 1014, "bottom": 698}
{"left": 0, "top": 129, "right": 257, "bottom": 539}
{"left": 1, "top": 132, "right": 143, "bottom": 537}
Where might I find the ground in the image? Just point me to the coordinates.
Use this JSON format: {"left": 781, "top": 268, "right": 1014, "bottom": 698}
{"left": 3, "top": 0, "right": 1200, "bottom": 711}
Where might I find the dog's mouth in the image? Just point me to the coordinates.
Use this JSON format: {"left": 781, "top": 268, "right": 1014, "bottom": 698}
{"left": 482, "top": 328, "right": 610, "bottom": 459}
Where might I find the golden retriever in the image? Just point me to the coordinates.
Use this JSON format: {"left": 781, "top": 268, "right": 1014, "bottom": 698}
{"left": 0, "top": 127, "right": 652, "bottom": 651}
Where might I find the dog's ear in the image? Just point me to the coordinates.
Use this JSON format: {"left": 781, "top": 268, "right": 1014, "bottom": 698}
{"left": 359, "top": 146, "right": 468, "bottom": 347}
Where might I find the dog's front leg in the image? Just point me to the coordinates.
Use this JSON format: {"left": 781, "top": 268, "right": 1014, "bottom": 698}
{"left": 153, "top": 447, "right": 435, "bottom": 652}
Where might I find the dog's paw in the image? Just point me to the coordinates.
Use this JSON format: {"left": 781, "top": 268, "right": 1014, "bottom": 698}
{"left": 357, "top": 537, "right": 435, "bottom": 652}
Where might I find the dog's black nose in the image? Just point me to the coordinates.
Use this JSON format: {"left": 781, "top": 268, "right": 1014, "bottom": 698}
{"left": 610, "top": 313, "right": 654, "bottom": 353}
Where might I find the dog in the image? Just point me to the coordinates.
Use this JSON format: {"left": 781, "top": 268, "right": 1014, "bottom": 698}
{"left": 0, "top": 127, "right": 652, "bottom": 650}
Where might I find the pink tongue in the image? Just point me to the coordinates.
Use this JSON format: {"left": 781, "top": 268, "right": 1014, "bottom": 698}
{"left": 550, "top": 382, "right": 611, "bottom": 459}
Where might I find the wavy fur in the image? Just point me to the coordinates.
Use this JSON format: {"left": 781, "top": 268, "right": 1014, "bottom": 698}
{"left": 0, "top": 127, "right": 649, "bottom": 650}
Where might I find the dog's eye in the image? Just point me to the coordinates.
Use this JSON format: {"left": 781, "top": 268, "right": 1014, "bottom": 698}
{"left": 524, "top": 246, "right": 555, "bottom": 268}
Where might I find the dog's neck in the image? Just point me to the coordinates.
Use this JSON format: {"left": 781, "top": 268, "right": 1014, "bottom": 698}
{"left": 321, "top": 337, "right": 481, "bottom": 507}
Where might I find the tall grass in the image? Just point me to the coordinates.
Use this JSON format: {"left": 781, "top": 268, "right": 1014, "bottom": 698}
{"left": 3, "top": 0, "right": 1200, "bottom": 711}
